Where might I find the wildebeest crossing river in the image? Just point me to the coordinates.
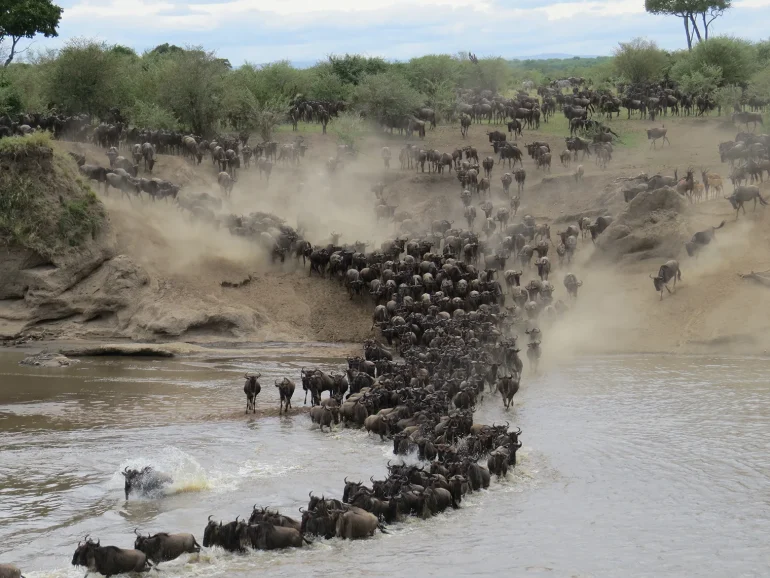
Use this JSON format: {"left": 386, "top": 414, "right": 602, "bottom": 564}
{"left": 1, "top": 346, "right": 769, "bottom": 577}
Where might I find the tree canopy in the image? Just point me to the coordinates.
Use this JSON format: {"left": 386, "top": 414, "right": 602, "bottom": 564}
{"left": 0, "top": 0, "right": 62, "bottom": 66}
{"left": 645, "top": 0, "right": 731, "bottom": 49}
{"left": 613, "top": 38, "right": 669, "bottom": 85}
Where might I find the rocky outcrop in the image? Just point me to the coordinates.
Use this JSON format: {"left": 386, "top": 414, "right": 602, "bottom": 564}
{"left": 19, "top": 350, "right": 79, "bottom": 367}
{"left": 595, "top": 186, "right": 689, "bottom": 262}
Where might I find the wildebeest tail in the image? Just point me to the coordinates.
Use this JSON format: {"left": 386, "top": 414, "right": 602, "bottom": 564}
{"left": 193, "top": 537, "right": 202, "bottom": 552}
{"left": 715, "top": 220, "right": 726, "bottom": 230}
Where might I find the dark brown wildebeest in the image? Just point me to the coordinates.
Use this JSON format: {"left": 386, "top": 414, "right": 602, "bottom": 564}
{"left": 726, "top": 186, "right": 768, "bottom": 218}
{"left": 244, "top": 372, "right": 262, "bottom": 413}
{"left": 497, "top": 373, "right": 520, "bottom": 409}
{"left": 650, "top": 260, "right": 681, "bottom": 300}
{"left": 0, "top": 564, "right": 23, "bottom": 578}
{"left": 71, "top": 537, "right": 151, "bottom": 576}
{"left": 275, "top": 377, "right": 295, "bottom": 414}
{"left": 691, "top": 220, "right": 725, "bottom": 245}
{"left": 133, "top": 530, "right": 200, "bottom": 564}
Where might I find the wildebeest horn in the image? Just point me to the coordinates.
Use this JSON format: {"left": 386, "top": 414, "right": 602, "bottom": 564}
{"left": 208, "top": 515, "right": 213, "bottom": 522}
{"left": 96, "top": 539, "right": 100, "bottom": 546}
{"left": 344, "top": 476, "right": 348, "bottom": 484}
{"left": 134, "top": 528, "right": 140, "bottom": 536}
{"left": 649, "top": 274, "right": 655, "bottom": 278}
{"left": 299, "top": 507, "right": 306, "bottom": 513}
{"left": 235, "top": 516, "right": 239, "bottom": 523}
{"left": 309, "top": 491, "right": 313, "bottom": 499}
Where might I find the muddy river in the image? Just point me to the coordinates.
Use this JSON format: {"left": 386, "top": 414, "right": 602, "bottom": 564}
{"left": 1, "top": 347, "right": 768, "bottom": 577}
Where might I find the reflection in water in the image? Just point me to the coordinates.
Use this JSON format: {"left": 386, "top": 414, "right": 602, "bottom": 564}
{"left": 1, "top": 349, "right": 769, "bottom": 577}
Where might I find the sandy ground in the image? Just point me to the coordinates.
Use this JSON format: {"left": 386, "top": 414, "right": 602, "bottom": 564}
{"left": 58, "top": 114, "right": 770, "bottom": 354}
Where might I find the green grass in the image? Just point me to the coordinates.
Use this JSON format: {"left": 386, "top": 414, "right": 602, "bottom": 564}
{"left": 0, "top": 132, "right": 106, "bottom": 257}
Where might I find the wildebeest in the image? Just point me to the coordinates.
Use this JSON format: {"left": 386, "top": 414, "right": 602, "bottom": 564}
{"left": 133, "top": 530, "right": 200, "bottom": 564}
{"left": 310, "top": 405, "right": 339, "bottom": 432}
{"left": 122, "top": 466, "right": 172, "bottom": 501}
{"left": 72, "top": 537, "right": 151, "bottom": 577}
{"left": 497, "top": 374, "right": 520, "bottom": 409}
{"left": 334, "top": 508, "right": 384, "bottom": 539}
{"left": 202, "top": 516, "right": 242, "bottom": 552}
{"left": 79, "top": 164, "right": 110, "bottom": 192}
{"left": 487, "top": 447, "right": 510, "bottom": 478}
{"left": 691, "top": 220, "right": 725, "bottom": 245}
{"left": 239, "top": 521, "right": 308, "bottom": 550}
{"left": 218, "top": 171, "right": 234, "bottom": 197}
{"left": 651, "top": 260, "right": 681, "bottom": 300}
{"left": 563, "top": 273, "right": 582, "bottom": 298}
{"left": 725, "top": 186, "right": 768, "bottom": 218}
{"left": 0, "top": 564, "right": 23, "bottom": 578}
{"left": 244, "top": 372, "right": 262, "bottom": 413}
{"left": 526, "top": 342, "right": 542, "bottom": 372}
{"left": 647, "top": 127, "right": 670, "bottom": 149}
{"left": 535, "top": 256, "right": 550, "bottom": 280}
{"left": 275, "top": 377, "right": 295, "bottom": 414}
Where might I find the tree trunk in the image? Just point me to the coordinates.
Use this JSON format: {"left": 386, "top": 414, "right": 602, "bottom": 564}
{"left": 702, "top": 13, "right": 709, "bottom": 40}
{"left": 689, "top": 14, "right": 702, "bottom": 42}
{"left": 3, "top": 37, "right": 20, "bottom": 67}
{"left": 683, "top": 17, "right": 692, "bottom": 50}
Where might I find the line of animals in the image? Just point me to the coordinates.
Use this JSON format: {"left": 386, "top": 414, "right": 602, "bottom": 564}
{"left": 60, "top": 241, "right": 535, "bottom": 576}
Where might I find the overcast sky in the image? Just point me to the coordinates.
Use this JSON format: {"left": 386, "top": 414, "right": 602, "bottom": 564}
{"left": 29, "top": 0, "right": 770, "bottom": 64}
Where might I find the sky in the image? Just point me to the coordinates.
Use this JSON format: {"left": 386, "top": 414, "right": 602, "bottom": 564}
{"left": 21, "top": 0, "right": 770, "bottom": 65}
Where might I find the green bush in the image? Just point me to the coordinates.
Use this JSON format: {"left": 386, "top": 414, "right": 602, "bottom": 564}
{"left": 613, "top": 38, "right": 669, "bottom": 85}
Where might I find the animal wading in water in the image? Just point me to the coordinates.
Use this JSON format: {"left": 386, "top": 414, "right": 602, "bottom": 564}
{"left": 122, "top": 467, "right": 172, "bottom": 501}
{"left": 244, "top": 373, "right": 262, "bottom": 413}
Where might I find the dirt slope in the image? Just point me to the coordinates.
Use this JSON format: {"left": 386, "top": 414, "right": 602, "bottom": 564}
{"left": 26, "top": 116, "right": 770, "bottom": 353}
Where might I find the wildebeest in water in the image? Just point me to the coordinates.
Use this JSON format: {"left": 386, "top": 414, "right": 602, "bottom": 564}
{"left": 72, "top": 536, "right": 151, "bottom": 577}
{"left": 122, "top": 466, "right": 173, "bottom": 501}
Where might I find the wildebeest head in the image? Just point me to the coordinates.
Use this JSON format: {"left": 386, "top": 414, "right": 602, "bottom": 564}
{"left": 651, "top": 275, "right": 664, "bottom": 292}
{"left": 725, "top": 194, "right": 738, "bottom": 210}
{"left": 72, "top": 536, "right": 99, "bottom": 568}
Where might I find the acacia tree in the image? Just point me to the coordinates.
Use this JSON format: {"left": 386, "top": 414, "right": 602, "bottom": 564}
{"left": 0, "top": 0, "right": 62, "bottom": 66}
{"left": 645, "top": 0, "right": 731, "bottom": 50}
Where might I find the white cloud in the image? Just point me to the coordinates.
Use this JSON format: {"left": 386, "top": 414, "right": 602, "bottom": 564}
{"left": 48, "top": 0, "right": 770, "bottom": 62}
{"left": 538, "top": 0, "right": 643, "bottom": 20}
{"left": 189, "top": 0, "right": 491, "bottom": 16}
{"left": 66, "top": 0, "right": 177, "bottom": 18}
{"left": 734, "top": 0, "right": 770, "bottom": 7}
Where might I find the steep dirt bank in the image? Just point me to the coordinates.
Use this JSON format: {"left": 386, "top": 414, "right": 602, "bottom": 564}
{"left": 4, "top": 117, "right": 769, "bottom": 353}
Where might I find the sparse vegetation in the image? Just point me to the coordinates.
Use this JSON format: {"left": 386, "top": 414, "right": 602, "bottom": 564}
{"left": 0, "top": 132, "right": 105, "bottom": 256}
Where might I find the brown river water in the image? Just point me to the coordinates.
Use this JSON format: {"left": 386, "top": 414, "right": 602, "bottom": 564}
{"left": 1, "top": 345, "right": 769, "bottom": 577}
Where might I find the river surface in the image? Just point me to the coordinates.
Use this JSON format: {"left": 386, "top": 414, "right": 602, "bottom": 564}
{"left": 1, "top": 346, "right": 769, "bottom": 577}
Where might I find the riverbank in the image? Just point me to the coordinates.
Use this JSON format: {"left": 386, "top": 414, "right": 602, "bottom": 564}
{"left": 2, "top": 118, "right": 770, "bottom": 355}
